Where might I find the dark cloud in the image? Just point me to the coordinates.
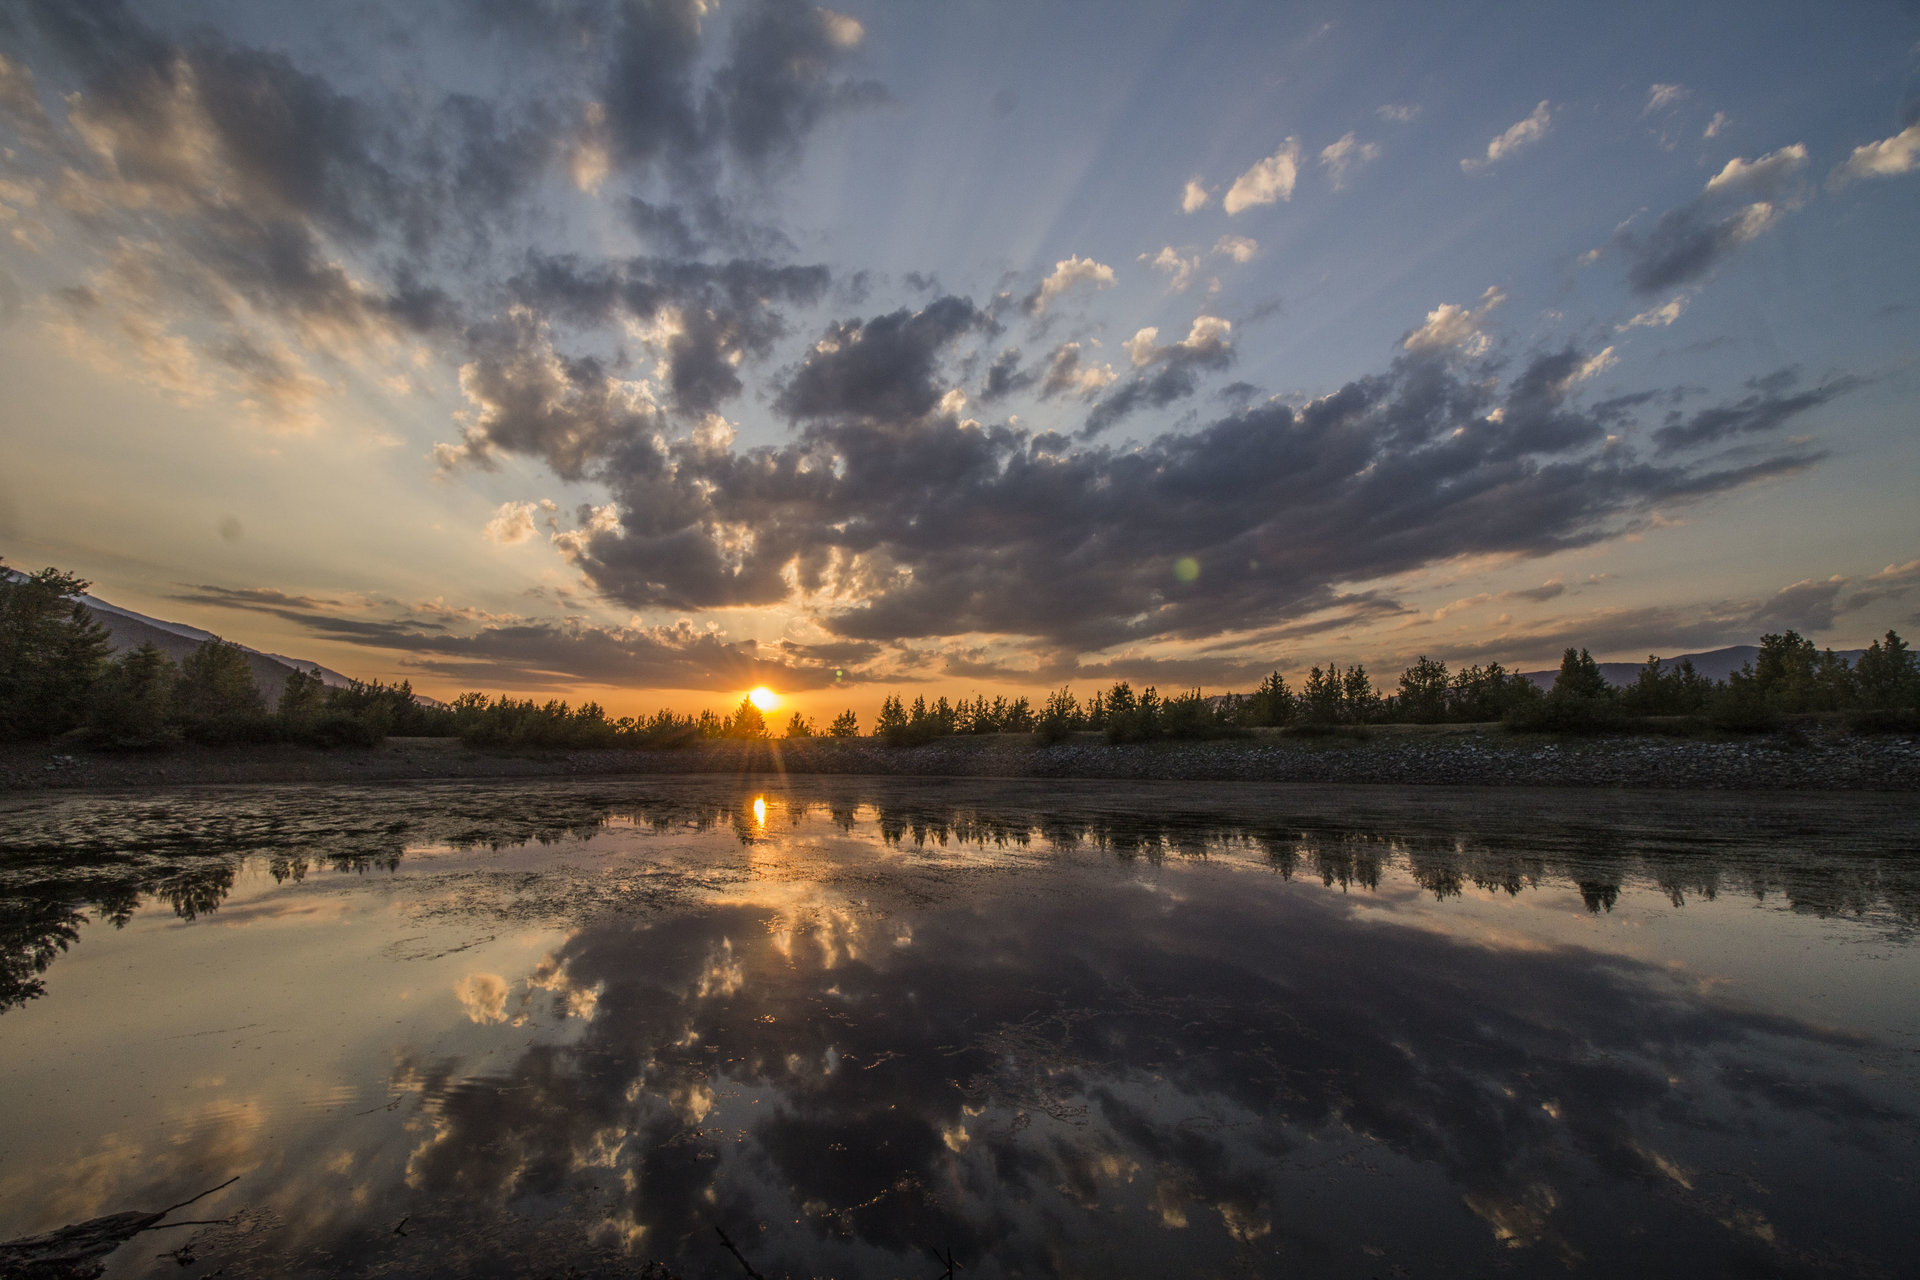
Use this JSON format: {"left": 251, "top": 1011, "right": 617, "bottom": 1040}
{"left": 709, "top": 0, "right": 887, "bottom": 166}
{"left": 502, "top": 253, "right": 833, "bottom": 421}
{"left": 593, "top": 0, "right": 707, "bottom": 170}
{"left": 169, "top": 583, "right": 858, "bottom": 692}
{"left": 447, "top": 326, "right": 1827, "bottom": 651}
{"left": 7, "top": 0, "right": 881, "bottom": 411}
{"left": 622, "top": 198, "right": 704, "bottom": 257}
{"left": 1615, "top": 202, "right": 1772, "bottom": 295}
{"left": 978, "top": 347, "right": 1034, "bottom": 402}
{"left": 775, "top": 296, "right": 994, "bottom": 422}
{"left": 441, "top": 310, "right": 666, "bottom": 479}
{"left": 1081, "top": 318, "right": 1235, "bottom": 436}
{"left": 458, "top": 0, "right": 616, "bottom": 52}
{"left": 1652, "top": 368, "right": 1858, "bottom": 453}
{"left": 1035, "top": 342, "right": 1109, "bottom": 401}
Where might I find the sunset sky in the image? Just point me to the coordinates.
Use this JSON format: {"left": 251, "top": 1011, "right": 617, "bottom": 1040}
{"left": 2, "top": 0, "right": 1917, "bottom": 718}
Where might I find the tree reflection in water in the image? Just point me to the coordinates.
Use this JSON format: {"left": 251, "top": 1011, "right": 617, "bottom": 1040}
{"left": 0, "top": 779, "right": 1916, "bottom": 1276}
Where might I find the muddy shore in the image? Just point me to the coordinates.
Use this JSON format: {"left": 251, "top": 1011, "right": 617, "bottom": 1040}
{"left": 5, "top": 725, "right": 1918, "bottom": 792}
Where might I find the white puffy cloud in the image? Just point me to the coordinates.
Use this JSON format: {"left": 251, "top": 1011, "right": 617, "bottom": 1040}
{"left": 1141, "top": 245, "right": 1200, "bottom": 291}
{"left": 1040, "top": 341, "right": 1116, "bottom": 397}
{"left": 1212, "top": 234, "right": 1259, "bottom": 263}
{"left": 1703, "top": 111, "right": 1730, "bottom": 140}
{"left": 1622, "top": 296, "right": 1689, "bottom": 329}
{"left": 1462, "top": 101, "right": 1550, "bottom": 172}
{"left": 1123, "top": 326, "right": 1162, "bottom": 368}
{"left": 1704, "top": 143, "right": 1807, "bottom": 197}
{"left": 1403, "top": 286, "right": 1505, "bottom": 355}
{"left": 1643, "top": 84, "right": 1687, "bottom": 115}
{"left": 484, "top": 498, "right": 557, "bottom": 545}
{"left": 1223, "top": 140, "right": 1301, "bottom": 214}
{"left": 1030, "top": 255, "right": 1116, "bottom": 314}
{"left": 820, "top": 9, "right": 866, "bottom": 48}
{"left": 1319, "top": 132, "right": 1380, "bottom": 188}
{"left": 1125, "top": 314, "right": 1231, "bottom": 368}
{"left": 1180, "top": 178, "right": 1212, "bottom": 213}
{"left": 1572, "top": 346, "right": 1616, "bottom": 382}
{"left": 1830, "top": 122, "right": 1920, "bottom": 186}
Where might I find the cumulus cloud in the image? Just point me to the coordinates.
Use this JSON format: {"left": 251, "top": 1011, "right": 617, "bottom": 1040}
{"left": 1622, "top": 296, "right": 1689, "bottom": 329}
{"left": 1076, "top": 317, "right": 1235, "bottom": 435}
{"left": 1643, "top": 84, "right": 1687, "bottom": 115}
{"left": 1830, "top": 122, "right": 1920, "bottom": 186}
{"left": 484, "top": 499, "right": 558, "bottom": 545}
{"left": 1037, "top": 342, "right": 1116, "bottom": 399}
{"left": 1224, "top": 140, "right": 1301, "bottom": 214}
{"left": 1601, "top": 149, "right": 1809, "bottom": 296}
{"left": 977, "top": 347, "right": 1034, "bottom": 402}
{"left": 1141, "top": 246, "right": 1201, "bottom": 291}
{"left": 507, "top": 253, "right": 830, "bottom": 419}
{"left": 1462, "top": 101, "right": 1550, "bottom": 172}
{"left": 188, "top": 292, "right": 1838, "bottom": 668}
{"left": 1703, "top": 143, "right": 1807, "bottom": 198}
{"left": 1612, "top": 199, "right": 1777, "bottom": 296}
{"left": 1319, "top": 132, "right": 1380, "bottom": 188}
{"left": 1403, "top": 287, "right": 1505, "bottom": 356}
{"left": 437, "top": 309, "right": 665, "bottom": 479}
{"left": 1213, "top": 235, "right": 1259, "bottom": 263}
{"left": 1024, "top": 255, "right": 1116, "bottom": 315}
{"left": 1180, "top": 178, "right": 1211, "bottom": 213}
{"left": 708, "top": 2, "right": 885, "bottom": 166}
{"left": 2, "top": 0, "right": 875, "bottom": 437}
{"left": 1572, "top": 347, "right": 1617, "bottom": 382}
{"left": 777, "top": 295, "right": 993, "bottom": 421}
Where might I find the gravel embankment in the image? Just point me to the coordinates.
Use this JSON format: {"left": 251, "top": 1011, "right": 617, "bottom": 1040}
{"left": 4, "top": 728, "right": 1918, "bottom": 792}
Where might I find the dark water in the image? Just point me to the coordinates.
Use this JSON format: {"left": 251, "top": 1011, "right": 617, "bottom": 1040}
{"left": 1, "top": 778, "right": 1916, "bottom": 1278}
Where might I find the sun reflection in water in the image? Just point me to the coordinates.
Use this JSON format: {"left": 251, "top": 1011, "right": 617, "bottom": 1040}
{"left": 753, "top": 796, "right": 767, "bottom": 828}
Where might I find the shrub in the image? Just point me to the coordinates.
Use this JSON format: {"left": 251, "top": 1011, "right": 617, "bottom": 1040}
{"left": 85, "top": 644, "right": 180, "bottom": 750}
{"left": 1706, "top": 667, "right": 1781, "bottom": 733}
{"left": 0, "top": 563, "right": 110, "bottom": 740}
{"left": 176, "top": 638, "right": 270, "bottom": 745}
{"left": 296, "top": 711, "right": 385, "bottom": 749}
{"left": 1504, "top": 690, "right": 1629, "bottom": 734}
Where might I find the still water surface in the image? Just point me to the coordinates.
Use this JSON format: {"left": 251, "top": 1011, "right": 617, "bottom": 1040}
{"left": 2, "top": 778, "right": 1916, "bottom": 1278}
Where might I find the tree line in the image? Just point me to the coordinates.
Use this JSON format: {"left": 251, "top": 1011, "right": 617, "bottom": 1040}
{"left": 3, "top": 562, "right": 1916, "bottom": 751}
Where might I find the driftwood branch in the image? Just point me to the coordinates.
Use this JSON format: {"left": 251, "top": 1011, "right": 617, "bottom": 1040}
{"left": 0, "top": 1175, "right": 240, "bottom": 1280}
{"left": 713, "top": 1224, "right": 765, "bottom": 1280}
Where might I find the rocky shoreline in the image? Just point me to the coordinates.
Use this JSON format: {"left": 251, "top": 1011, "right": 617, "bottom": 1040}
{"left": 4, "top": 725, "right": 1918, "bottom": 793}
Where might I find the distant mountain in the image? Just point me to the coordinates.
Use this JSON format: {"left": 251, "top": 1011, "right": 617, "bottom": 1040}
{"left": 1518, "top": 645, "right": 1868, "bottom": 691}
{"left": 4, "top": 567, "right": 434, "bottom": 707}
{"left": 79, "top": 595, "right": 308, "bottom": 705}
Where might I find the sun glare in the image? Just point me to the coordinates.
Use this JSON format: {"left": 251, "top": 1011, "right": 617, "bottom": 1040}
{"left": 748, "top": 686, "right": 780, "bottom": 712}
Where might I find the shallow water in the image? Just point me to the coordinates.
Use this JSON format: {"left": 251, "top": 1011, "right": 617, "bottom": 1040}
{"left": 1, "top": 778, "right": 1917, "bottom": 1278}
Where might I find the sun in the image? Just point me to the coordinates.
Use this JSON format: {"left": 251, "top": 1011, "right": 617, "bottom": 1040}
{"left": 748, "top": 686, "right": 781, "bottom": 712}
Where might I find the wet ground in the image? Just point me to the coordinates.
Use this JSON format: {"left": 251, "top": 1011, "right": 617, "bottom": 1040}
{"left": 2, "top": 777, "right": 1917, "bottom": 1277}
